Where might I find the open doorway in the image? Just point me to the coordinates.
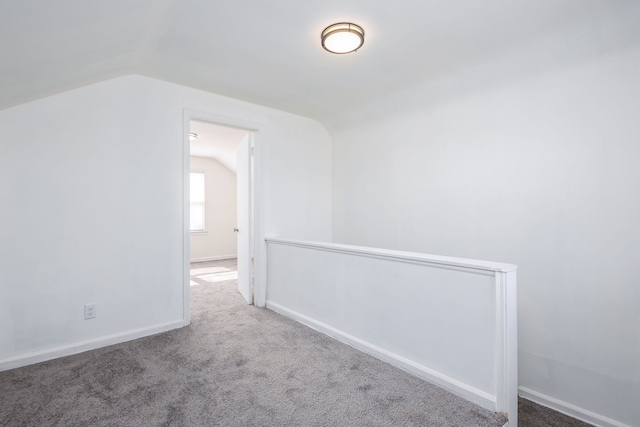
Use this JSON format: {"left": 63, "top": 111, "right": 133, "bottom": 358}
{"left": 186, "top": 118, "right": 255, "bottom": 310}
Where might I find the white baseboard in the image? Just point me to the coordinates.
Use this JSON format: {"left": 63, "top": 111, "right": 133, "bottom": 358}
{"left": 190, "top": 255, "right": 237, "bottom": 263}
{"left": 266, "top": 301, "right": 496, "bottom": 412}
{"left": 0, "top": 320, "right": 186, "bottom": 372}
{"left": 519, "top": 387, "right": 631, "bottom": 427}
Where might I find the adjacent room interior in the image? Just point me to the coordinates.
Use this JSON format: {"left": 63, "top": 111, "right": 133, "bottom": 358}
{"left": 188, "top": 120, "right": 245, "bottom": 293}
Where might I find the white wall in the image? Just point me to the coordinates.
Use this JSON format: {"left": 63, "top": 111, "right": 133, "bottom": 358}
{"left": 330, "top": 9, "right": 640, "bottom": 427}
{"left": 190, "top": 156, "right": 237, "bottom": 262}
{"left": 0, "top": 75, "right": 332, "bottom": 369}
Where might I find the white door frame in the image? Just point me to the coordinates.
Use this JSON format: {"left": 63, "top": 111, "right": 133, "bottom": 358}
{"left": 182, "top": 109, "right": 265, "bottom": 326}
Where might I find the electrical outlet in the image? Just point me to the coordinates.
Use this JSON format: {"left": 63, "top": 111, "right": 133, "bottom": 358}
{"left": 84, "top": 304, "right": 96, "bottom": 320}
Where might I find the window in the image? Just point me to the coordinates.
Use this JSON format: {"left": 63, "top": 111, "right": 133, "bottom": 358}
{"left": 190, "top": 172, "right": 205, "bottom": 232}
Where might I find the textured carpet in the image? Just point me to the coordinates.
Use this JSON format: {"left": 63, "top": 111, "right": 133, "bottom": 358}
{"left": 518, "top": 397, "right": 592, "bottom": 427}
{"left": 0, "top": 260, "right": 576, "bottom": 426}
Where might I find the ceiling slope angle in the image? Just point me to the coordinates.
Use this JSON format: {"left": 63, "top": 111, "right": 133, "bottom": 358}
{"left": 0, "top": 0, "right": 638, "bottom": 124}
{"left": 0, "top": 0, "right": 178, "bottom": 111}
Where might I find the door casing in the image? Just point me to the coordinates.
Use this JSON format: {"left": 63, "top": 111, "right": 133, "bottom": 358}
{"left": 182, "top": 109, "right": 265, "bottom": 326}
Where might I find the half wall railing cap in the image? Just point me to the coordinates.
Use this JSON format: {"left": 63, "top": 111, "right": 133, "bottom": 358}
{"left": 265, "top": 237, "right": 518, "bottom": 273}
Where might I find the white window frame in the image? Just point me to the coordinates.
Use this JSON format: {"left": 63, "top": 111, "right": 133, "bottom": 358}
{"left": 190, "top": 171, "right": 206, "bottom": 233}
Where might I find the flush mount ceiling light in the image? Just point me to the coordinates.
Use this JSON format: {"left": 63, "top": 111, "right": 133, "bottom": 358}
{"left": 189, "top": 132, "right": 198, "bottom": 141}
{"left": 321, "top": 22, "right": 364, "bottom": 54}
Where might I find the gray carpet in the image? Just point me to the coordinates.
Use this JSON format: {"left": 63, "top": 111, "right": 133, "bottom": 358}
{"left": 518, "top": 397, "right": 592, "bottom": 427}
{"left": 0, "top": 260, "right": 585, "bottom": 426}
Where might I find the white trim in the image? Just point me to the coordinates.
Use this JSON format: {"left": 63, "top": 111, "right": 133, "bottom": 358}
{"left": 182, "top": 111, "right": 191, "bottom": 326}
{"left": 190, "top": 255, "right": 237, "bottom": 262}
{"left": 266, "top": 301, "right": 497, "bottom": 411}
{"left": 265, "top": 237, "right": 517, "bottom": 273}
{"left": 252, "top": 137, "right": 266, "bottom": 307}
{"left": 519, "top": 387, "right": 632, "bottom": 427}
{"left": 495, "top": 270, "right": 518, "bottom": 425}
{"left": 0, "top": 320, "right": 184, "bottom": 372}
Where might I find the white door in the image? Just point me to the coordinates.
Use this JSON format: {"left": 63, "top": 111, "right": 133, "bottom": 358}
{"left": 236, "top": 134, "right": 252, "bottom": 304}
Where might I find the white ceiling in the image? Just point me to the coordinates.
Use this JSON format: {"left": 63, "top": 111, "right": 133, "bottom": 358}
{"left": 0, "top": 1, "right": 636, "bottom": 124}
{"left": 189, "top": 120, "right": 248, "bottom": 173}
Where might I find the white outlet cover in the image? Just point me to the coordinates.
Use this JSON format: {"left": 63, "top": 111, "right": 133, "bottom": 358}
{"left": 84, "top": 304, "right": 96, "bottom": 319}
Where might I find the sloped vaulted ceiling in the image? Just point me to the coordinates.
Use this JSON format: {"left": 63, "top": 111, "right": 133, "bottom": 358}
{"left": 1, "top": 0, "right": 638, "bottom": 124}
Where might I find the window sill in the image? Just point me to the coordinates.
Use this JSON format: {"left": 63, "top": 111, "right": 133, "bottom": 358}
{"left": 190, "top": 230, "right": 208, "bottom": 235}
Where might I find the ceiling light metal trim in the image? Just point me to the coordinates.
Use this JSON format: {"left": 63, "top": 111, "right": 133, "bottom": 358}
{"left": 321, "top": 22, "right": 365, "bottom": 54}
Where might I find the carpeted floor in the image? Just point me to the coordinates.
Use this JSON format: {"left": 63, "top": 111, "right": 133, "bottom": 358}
{"left": 518, "top": 398, "right": 592, "bottom": 427}
{"left": 0, "top": 260, "right": 591, "bottom": 426}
